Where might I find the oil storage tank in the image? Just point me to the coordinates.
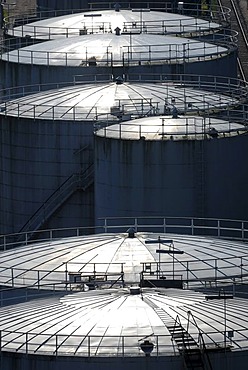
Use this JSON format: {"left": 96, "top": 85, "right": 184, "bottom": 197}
{"left": 0, "top": 76, "right": 245, "bottom": 235}
{"left": 0, "top": 30, "right": 237, "bottom": 88}
{"left": 1, "top": 287, "right": 248, "bottom": 370}
{"left": 1, "top": 225, "right": 248, "bottom": 369}
{"left": 94, "top": 115, "right": 248, "bottom": 222}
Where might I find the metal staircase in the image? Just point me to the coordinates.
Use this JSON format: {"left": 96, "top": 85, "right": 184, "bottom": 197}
{"left": 19, "top": 164, "right": 94, "bottom": 235}
{"left": 143, "top": 297, "right": 212, "bottom": 370}
{"left": 167, "top": 316, "right": 205, "bottom": 369}
{"left": 167, "top": 313, "right": 213, "bottom": 370}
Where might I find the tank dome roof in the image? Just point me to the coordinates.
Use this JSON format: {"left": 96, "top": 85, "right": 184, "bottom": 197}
{"left": 0, "top": 80, "right": 241, "bottom": 121}
{"left": 0, "top": 287, "right": 246, "bottom": 355}
{"left": 2, "top": 33, "right": 228, "bottom": 66}
{"left": 9, "top": 9, "right": 222, "bottom": 39}
{"left": 95, "top": 115, "right": 246, "bottom": 140}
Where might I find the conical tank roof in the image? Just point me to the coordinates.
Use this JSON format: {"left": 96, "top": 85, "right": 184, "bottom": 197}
{"left": 9, "top": 9, "right": 222, "bottom": 39}
{"left": 0, "top": 80, "right": 241, "bottom": 121}
{"left": 95, "top": 115, "right": 246, "bottom": 140}
{"left": 0, "top": 231, "right": 247, "bottom": 288}
{"left": 2, "top": 33, "right": 228, "bottom": 66}
{"left": 0, "top": 287, "right": 246, "bottom": 356}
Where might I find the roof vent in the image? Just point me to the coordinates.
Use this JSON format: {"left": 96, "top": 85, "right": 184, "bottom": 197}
{"left": 115, "top": 76, "right": 124, "bottom": 84}
{"left": 140, "top": 340, "right": 154, "bottom": 357}
{"left": 115, "top": 27, "right": 121, "bottom": 36}
{"left": 127, "top": 227, "right": 136, "bottom": 238}
{"left": 130, "top": 286, "right": 141, "bottom": 295}
{"left": 114, "top": 3, "right": 121, "bottom": 11}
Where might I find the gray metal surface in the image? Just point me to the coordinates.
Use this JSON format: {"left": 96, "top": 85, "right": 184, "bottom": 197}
{"left": 2, "top": 33, "right": 228, "bottom": 66}
{"left": 95, "top": 116, "right": 246, "bottom": 140}
{"left": 8, "top": 9, "right": 222, "bottom": 39}
{"left": 0, "top": 81, "right": 242, "bottom": 121}
{"left": 0, "top": 287, "right": 247, "bottom": 355}
{"left": 0, "top": 232, "right": 248, "bottom": 288}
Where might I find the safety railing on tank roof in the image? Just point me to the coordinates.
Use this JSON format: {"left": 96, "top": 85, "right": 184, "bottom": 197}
{"left": 0, "top": 74, "right": 246, "bottom": 100}
{"left": 0, "top": 322, "right": 247, "bottom": 356}
{"left": 6, "top": 17, "right": 225, "bottom": 40}
{"left": 0, "top": 329, "right": 230, "bottom": 357}
{"left": 1, "top": 217, "right": 248, "bottom": 251}
{"left": 0, "top": 32, "right": 237, "bottom": 67}
{"left": 0, "top": 262, "right": 125, "bottom": 291}
{"left": 1, "top": 99, "right": 247, "bottom": 126}
{"left": 0, "top": 254, "right": 248, "bottom": 291}
{"left": 2, "top": 3, "right": 231, "bottom": 29}
{"left": 0, "top": 74, "right": 247, "bottom": 122}
{"left": 95, "top": 116, "right": 248, "bottom": 140}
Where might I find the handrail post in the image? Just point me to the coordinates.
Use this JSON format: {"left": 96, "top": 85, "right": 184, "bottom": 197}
{"left": 88, "top": 336, "right": 90, "bottom": 357}
{"left": 26, "top": 332, "right": 28, "bottom": 354}
{"left": 217, "top": 219, "right": 221, "bottom": 237}
{"left": 11, "top": 268, "right": 14, "bottom": 287}
{"left": 191, "top": 218, "right": 194, "bottom": 235}
{"left": 55, "top": 334, "right": 58, "bottom": 356}
{"left": 122, "top": 336, "right": 124, "bottom": 357}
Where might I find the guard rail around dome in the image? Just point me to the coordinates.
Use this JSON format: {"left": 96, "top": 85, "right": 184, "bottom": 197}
{"left": 0, "top": 35, "right": 237, "bottom": 67}
{"left": 0, "top": 328, "right": 233, "bottom": 357}
{"left": 6, "top": 17, "right": 228, "bottom": 40}
{"left": 2, "top": 3, "right": 231, "bottom": 31}
{"left": 0, "top": 73, "right": 245, "bottom": 102}
{"left": 1, "top": 217, "right": 248, "bottom": 251}
{"left": 0, "top": 253, "right": 248, "bottom": 292}
{"left": 95, "top": 116, "right": 248, "bottom": 140}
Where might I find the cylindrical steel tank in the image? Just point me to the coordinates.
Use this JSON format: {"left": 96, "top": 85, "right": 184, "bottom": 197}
{"left": 0, "top": 285, "right": 248, "bottom": 369}
{"left": 0, "top": 76, "right": 245, "bottom": 235}
{"left": 0, "top": 223, "right": 248, "bottom": 369}
{"left": 0, "top": 32, "right": 237, "bottom": 88}
{"left": 94, "top": 115, "right": 248, "bottom": 221}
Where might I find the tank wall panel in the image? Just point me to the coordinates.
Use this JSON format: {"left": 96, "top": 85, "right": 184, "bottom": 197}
{"left": 1, "top": 348, "right": 248, "bottom": 370}
{"left": 0, "top": 49, "right": 237, "bottom": 88}
{"left": 0, "top": 116, "right": 94, "bottom": 234}
{"left": 0, "top": 62, "right": 112, "bottom": 89}
{"left": 37, "top": 0, "right": 89, "bottom": 11}
{"left": 94, "top": 134, "right": 248, "bottom": 222}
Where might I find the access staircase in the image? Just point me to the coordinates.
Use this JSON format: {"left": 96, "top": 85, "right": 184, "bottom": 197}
{"left": 18, "top": 164, "right": 94, "bottom": 235}
{"left": 143, "top": 297, "right": 212, "bottom": 370}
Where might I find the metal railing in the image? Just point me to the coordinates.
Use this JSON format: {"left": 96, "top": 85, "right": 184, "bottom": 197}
{"left": 95, "top": 116, "right": 248, "bottom": 140}
{"left": 0, "top": 33, "right": 237, "bottom": 67}
{"left": 3, "top": 3, "right": 232, "bottom": 32}
{"left": 0, "top": 261, "right": 125, "bottom": 291}
{"left": 0, "top": 328, "right": 242, "bottom": 357}
{"left": 0, "top": 73, "right": 246, "bottom": 102}
{"left": 1, "top": 217, "right": 248, "bottom": 250}
{"left": 6, "top": 17, "right": 226, "bottom": 40}
{"left": 0, "top": 74, "right": 247, "bottom": 122}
